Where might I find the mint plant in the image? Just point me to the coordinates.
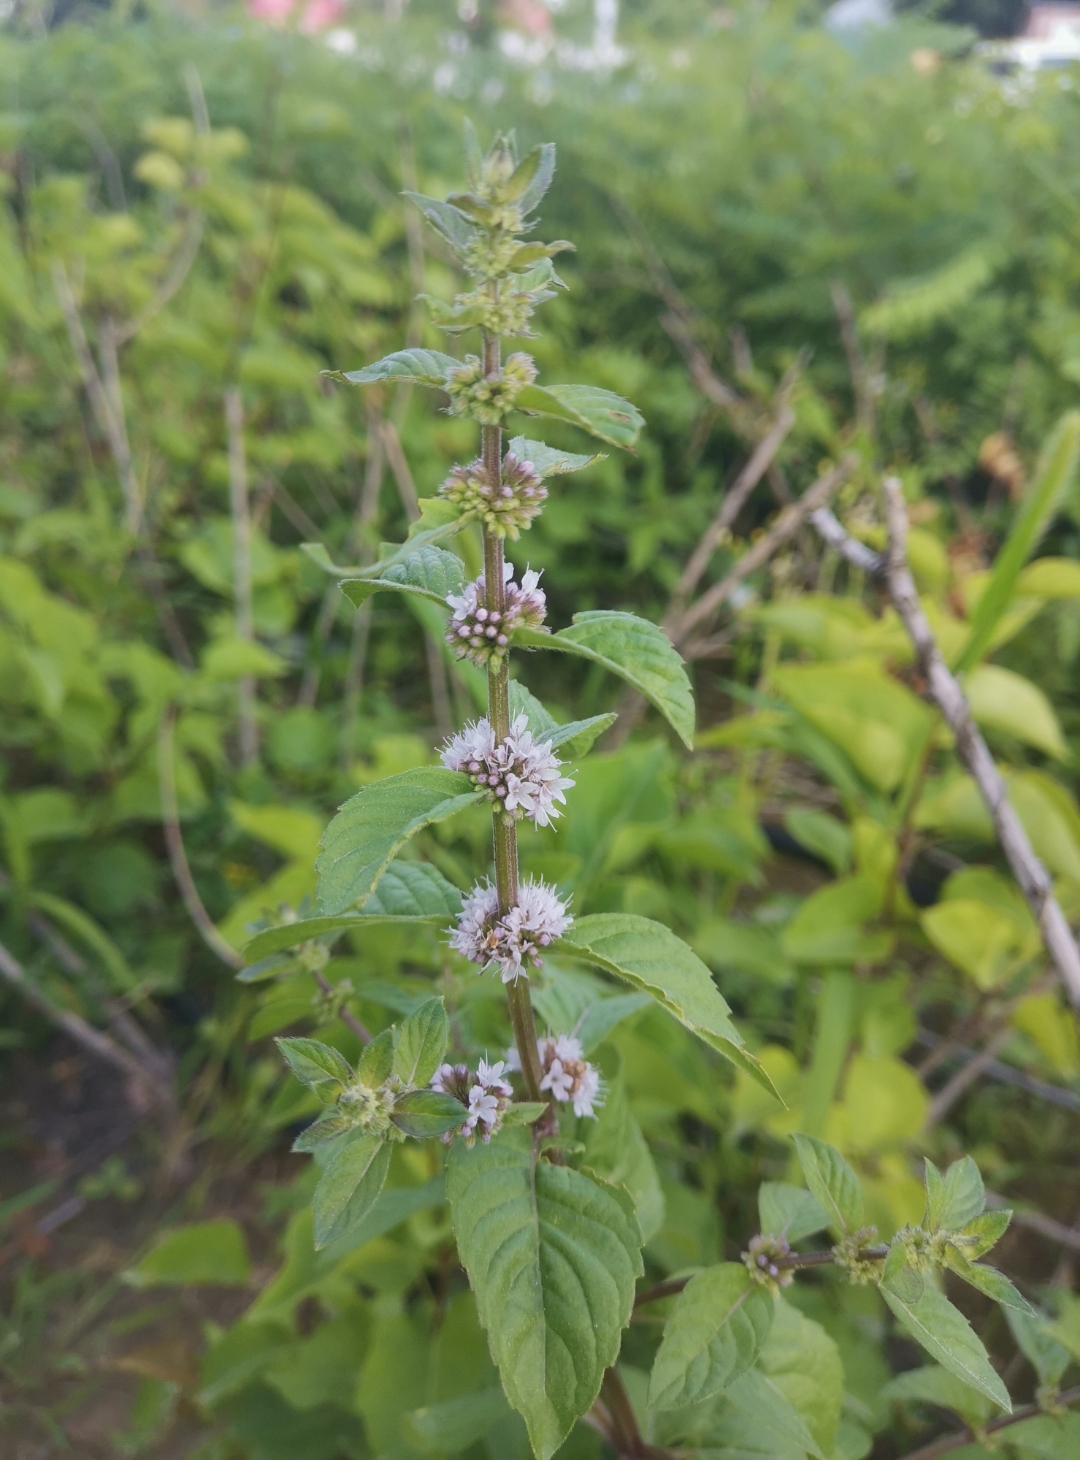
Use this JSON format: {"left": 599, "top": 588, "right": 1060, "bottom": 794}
{"left": 242, "top": 131, "right": 1057, "bottom": 1460}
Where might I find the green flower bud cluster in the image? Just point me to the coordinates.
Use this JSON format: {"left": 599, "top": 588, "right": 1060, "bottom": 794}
{"left": 438, "top": 451, "right": 547, "bottom": 537}
{"left": 445, "top": 352, "right": 537, "bottom": 426}
{"left": 895, "top": 1224, "right": 957, "bottom": 1272}
{"left": 338, "top": 1078, "right": 400, "bottom": 1140}
{"left": 743, "top": 1233, "right": 795, "bottom": 1292}
{"left": 831, "top": 1226, "right": 882, "bottom": 1285}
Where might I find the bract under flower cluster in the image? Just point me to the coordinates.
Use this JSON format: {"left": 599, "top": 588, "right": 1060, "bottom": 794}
{"left": 438, "top": 451, "right": 547, "bottom": 538}
{"left": 431, "top": 1058, "right": 514, "bottom": 1144}
{"left": 441, "top": 714, "right": 573, "bottom": 828}
{"left": 446, "top": 563, "right": 546, "bottom": 669}
{"left": 449, "top": 878, "right": 572, "bottom": 982}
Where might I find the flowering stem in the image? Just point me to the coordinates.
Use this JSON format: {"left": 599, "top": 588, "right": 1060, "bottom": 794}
{"left": 481, "top": 326, "right": 546, "bottom": 1107}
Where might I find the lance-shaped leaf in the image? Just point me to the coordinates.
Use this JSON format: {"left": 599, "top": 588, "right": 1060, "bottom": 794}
{"left": 243, "top": 862, "right": 464, "bottom": 960}
{"left": 302, "top": 503, "right": 467, "bottom": 586}
{"left": 792, "top": 1135, "right": 864, "bottom": 1238}
{"left": 719, "top": 1367, "right": 827, "bottom": 1460}
{"left": 512, "top": 384, "right": 644, "bottom": 451}
{"left": 316, "top": 769, "right": 484, "bottom": 915}
{"left": 507, "top": 680, "right": 615, "bottom": 756}
{"left": 516, "top": 611, "right": 694, "bottom": 748}
{"left": 276, "top": 1037, "right": 353, "bottom": 1096}
{"left": 925, "top": 1155, "right": 986, "bottom": 1232}
{"left": 945, "top": 1251, "right": 1035, "bottom": 1316}
{"left": 508, "top": 435, "right": 605, "bottom": 478}
{"left": 647, "top": 1264, "right": 774, "bottom": 1410}
{"left": 390, "top": 1090, "right": 467, "bottom": 1139}
{"left": 402, "top": 191, "right": 478, "bottom": 254}
{"left": 447, "top": 1128, "right": 642, "bottom": 1460}
{"left": 340, "top": 545, "right": 465, "bottom": 610}
{"left": 291, "top": 1111, "right": 358, "bottom": 1153}
{"left": 559, "top": 914, "right": 775, "bottom": 1095}
{"left": 1006, "top": 1307, "right": 1072, "bottom": 1388}
{"left": 392, "top": 997, "right": 449, "bottom": 1088}
{"left": 508, "top": 142, "right": 556, "bottom": 211}
{"left": 330, "top": 348, "right": 459, "bottom": 389}
{"left": 313, "top": 1134, "right": 391, "bottom": 1249}
{"left": 881, "top": 1279, "right": 1012, "bottom": 1411}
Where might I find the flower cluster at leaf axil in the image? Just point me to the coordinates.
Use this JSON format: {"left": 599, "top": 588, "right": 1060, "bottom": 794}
{"left": 445, "top": 563, "right": 547, "bottom": 669}
{"left": 508, "top": 1033, "right": 602, "bottom": 1119}
{"left": 743, "top": 1233, "right": 795, "bottom": 1292}
{"left": 445, "top": 352, "right": 537, "bottom": 425}
{"left": 441, "top": 714, "right": 574, "bottom": 828}
{"left": 449, "top": 878, "right": 572, "bottom": 981}
{"left": 439, "top": 451, "right": 547, "bottom": 537}
{"left": 831, "top": 1227, "right": 882, "bottom": 1285}
{"left": 431, "top": 1058, "right": 513, "bottom": 1144}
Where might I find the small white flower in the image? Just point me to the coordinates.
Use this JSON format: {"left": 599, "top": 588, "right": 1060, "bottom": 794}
{"left": 448, "top": 878, "right": 571, "bottom": 981}
{"left": 475, "top": 1057, "right": 514, "bottom": 1097}
{"left": 445, "top": 563, "right": 547, "bottom": 669}
{"left": 439, "top": 714, "right": 573, "bottom": 829}
{"left": 536, "top": 1032, "right": 602, "bottom": 1119}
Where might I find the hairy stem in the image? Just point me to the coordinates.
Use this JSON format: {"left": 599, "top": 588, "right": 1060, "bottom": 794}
{"left": 481, "top": 326, "right": 545, "bottom": 1106}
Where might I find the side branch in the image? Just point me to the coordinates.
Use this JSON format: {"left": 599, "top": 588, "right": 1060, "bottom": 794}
{"left": 896, "top": 1384, "right": 1080, "bottom": 1460}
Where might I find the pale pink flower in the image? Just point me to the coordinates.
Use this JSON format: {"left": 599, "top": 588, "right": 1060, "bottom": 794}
{"left": 449, "top": 878, "right": 571, "bottom": 981}
{"left": 441, "top": 714, "right": 573, "bottom": 828}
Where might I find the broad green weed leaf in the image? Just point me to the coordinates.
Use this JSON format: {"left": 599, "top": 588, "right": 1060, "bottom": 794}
{"left": 390, "top": 1090, "right": 466, "bottom": 1138}
{"left": 130, "top": 1221, "right": 250, "bottom": 1287}
{"left": 333, "top": 348, "right": 459, "bottom": 388}
{"left": 313, "top": 1134, "right": 391, "bottom": 1250}
{"left": 406, "top": 1388, "right": 511, "bottom": 1452}
{"left": 508, "top": 435, "right": 605, "bottom": 477}
{"left": 582, "top": 1051, "right": 665, "bottom": 1242}
{"left": 512, "top": 383, "right": 643, "bottom": 450}
{"left": 758, "top": 1182, "right": 830, "bottom": 1243}
{"left": 517, "top": 611, "right": 694, "bottom": 747}
{"left": 392, "top": 997, "right": 449, "bottom": 1087}
{"left": 275, "top": 1037, "right": 353, "bottom": 1096}
{"left": 884, "top": 1364, "right": 995, "bottom": 1429}
{"left": 722, "top": 1368, "right": 826, "bottom": 1459}
{"left": 756, "top": 1299, "right": 844, "bottom": 1460}
{"left": 647, "top": 1263, "right": 773, "bottom": 1410}
{"left": 965, "top": 664, "right": 1068, "bottom": 760}
{"left": 576, "top": 992, "right": 652, "bottom": 1053}
{"left": 791, "top": 1135, "right": 864, "bottom": 1237}
{"left": 926, "top": 1155, "right": 985, "bottom": 1231}
{"left": 561, "top": 913, "right": 775, "bottom": 1094}
{"left": 316, "top": 769, "right": 484, "bottom": 914}
{"left": 1006, "top": 1307, "right": 1072, "bottom": 1387}
{"left": 880, "top": 1280, "right": 1012, "bottom": 1410}
{"left": 447, "top": 1127, "right": 642, "bottom": 1460}
{"left": 340, "top": 545, "right": 465, "bottom": 610}
{"left": 957, "top": 410, "right": 1080, "bottom": 673}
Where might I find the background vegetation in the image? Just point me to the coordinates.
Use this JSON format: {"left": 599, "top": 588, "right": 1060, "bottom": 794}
{"left": 3, "top": 1, "right": 1080, "bottom": 1456}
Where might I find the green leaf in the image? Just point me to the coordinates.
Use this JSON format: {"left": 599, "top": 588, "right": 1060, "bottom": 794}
{"left": 129, "top": 1221, "right": 250, "bottom": 1287}
{"left": 276, "top": 1037, "right": 353, "bottom": 1096}
{"left": 512, "top": 383, "right": 644, "bottom": 451}
{"left": 392, "top": 997, "right": 449, "bottom": 1088}
{"left": 926, "top": 1155, "right": 985, "bottom": 1232}
{"left": 883, "top": 1245, "right": 925, "bottom": 1305}
{"left": 957, "top": 410, "right": 1080, "bottom": 672}
{"left": 758, "top": 1181, "right": 831, "bottom": 1243}
{"left": 880, "top": 1279, "right": 1012, "bottom": 1411}
{"left": 290, "top": 1112, "right": 357, "bottom": 1153}
{"left": 884, "top": 1364, "right": 995, "bottom": 1429}
{"left": 945, "top": 1252, "right": 1035, "bottom": 1316}
{"left": 1006, "top": 1307, "right": 1072, "bottom": 1387}
{"left": 509, "top": 142, "right": 555, "bottom": 211}
{"left": 755, "top": 1298, "right": 844, "bottom": 1460}
{"left": 402, "top": 191, "right": 478, "bottom": 252}
{"left": 301, "top": 507, "right": 467, "bottom": 585}
{"left": 719, "top": 1367, "right": 827, "bottom": 1460}
{"left": 501, "top": 1101, "right": 548, "bottom": 1126}
{"left": 316, "top": 769, "right": 484, "bottom": 915}
{"left": 312, "top": 1134, "right": 391, "bottom": 1250}
{"left": 965, "top": 665, "right": 1069, "bottom": 760}
{"left": 406, "top": 1389, "right": 511, "bottom": 1453}
{"left": 792, "top": 1135, "right": 864, "bottom": 1238}
{"left": 507, "top": 435, "right": 605, "bottom": 478}
{"left": 576, "top": 992, "right": 652, "bottom": 1053}
{"left": 358, "top": 1027, "right": 396, "bottom": 1086}
{"left": 960, "top": 1208, "right": 1011, "bottom": 1257}
{"left": 507, "top": 679, "right": 615, "bottom": 755}
{"left": 390, "top": 1089, "right": 466, "bottom": 1139}
{"left": 340, "top": 545, "right": 465, "bottom": 610}
{"left": 647, "top": 1263, "right": 774, "bottom": 1410}
{"left": 560, "top": 914, "right": 775, "bottom": 1094}
{"left": 446, "top": 1127, "right": 643, "bottom": 1460}
{"left": 332, "top": 348, "right": 459, "bottom": 389}
{"left": 582, "top": 1051, "right": 665, "bottom": 1242}
{"left": 516, "top": 611, "right": 693, "bottom": 747}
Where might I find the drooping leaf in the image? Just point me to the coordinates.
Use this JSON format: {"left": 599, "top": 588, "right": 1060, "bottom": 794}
{"left": 508, "top": 435, "right": 605, "bottom": 478}
{"left": 945, "top": 1251, "right": 1035, "bottom": 1316}
{"left": 313, "top": 1134, "right": 391, "bottom": 1250}
{"left": 758, "top": 1182, "right": 831, "bottom": 1243}
{"left": 516, "top": 611, "right": 694, "bottom": 747}
{"left": 402, "top": 191, "right": 478, "bottom": 253}
{"left": 316, "top": 769, "right": 484, "bottom": 915}
{"left": 560, "top": 914, "right": 775, "bottom": 1094}
{"left": 300, "top": 509, "right": 468, "bottom": 582}
{"left": 390, "top": 1090, "right": 466, "bottom": 1139}
{"left": 332, "top": 348, "right": 459, "bottom": 389}
{"left": 392, "top": 998, "right": 449, "bottom": 1088}
{"left": 791, "top": 1135, "right": 864, "bottom": 1238}
{"left": 957, "top": 410, "right": 1080, "bottom": 673}
{"left": 881, "top": 1279, "right": 1012, "bottom": 1411}
{"left": 276, "top": 1037, "right": 353, "bottom": 1097}
{"left": 446, "top": 1128, "right": 642, "bottom": 1460}
{"left": 925, "top": 1156, "right": 985, "bottom": 1232}
{"left": 243, "top": 863, "right": 464, "bottom": 960}
{"left": 340, "top": 546, "right": 465, "bottom": 610}
{"left": 647, "top": 1263, "right": 774, "bottom": 1410}
{"left": 512, "top": 383, "right": 644, "bottom": 451}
